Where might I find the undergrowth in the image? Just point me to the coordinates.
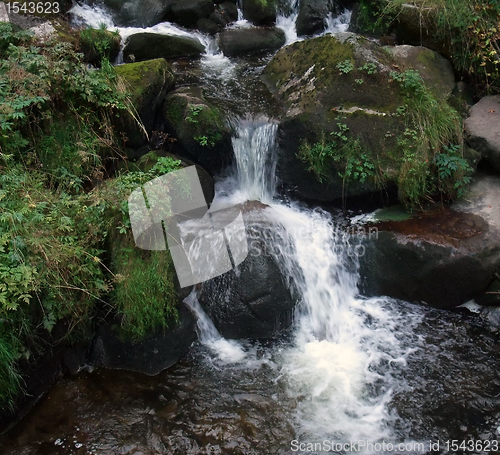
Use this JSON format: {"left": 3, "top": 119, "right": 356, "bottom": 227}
{"left": 0, "top": 24, "right": 181, "bottom": 410}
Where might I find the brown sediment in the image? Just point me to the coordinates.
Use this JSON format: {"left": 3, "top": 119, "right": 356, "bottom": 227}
{"left": 367, "top": 208, "right": 488, "bottom": 246}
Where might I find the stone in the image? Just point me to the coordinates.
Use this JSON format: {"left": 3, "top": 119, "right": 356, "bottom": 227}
{"left": 359, "top": 174, "right": 500, "bottom": 309}
{"left": 218, "top": 26, "right": 286, "bottom": 57}
{"left": 242, "top": 0, "right": 277, "bottom": 26}
{"left": 197, "top": 202, "right": 296, "bottom": 339}
{"left": 163, "top": 87, "right": 233, "bottom": 174}
{"left": 296, "top": 0, "right": 330, "bottom": 36}
{"left": 170, "top": 0, "right": 214, "bottom": 27}
{"left": 465, "top": 96, "right": 500, "bottom": 172}
{"left": 92, "top": 304, "right": 196, "bottom": 375}
{"left": 262, "top": 33, "right": 460, "bottom": 202}
{"left": 123, "top": 33, "right": 205, "bottom": 63}
{"left": 115, "top": 58, "right": 176, "bottom": 149}
{"left": 102, "top": 0, "right": 174, "bottom": 27}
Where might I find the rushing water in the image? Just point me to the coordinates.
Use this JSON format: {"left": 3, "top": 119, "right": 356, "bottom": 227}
{"left": 2, "top": 3, "right": 500, "bottom": 455}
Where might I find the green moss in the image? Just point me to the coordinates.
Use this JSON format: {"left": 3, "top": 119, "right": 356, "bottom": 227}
{"left": 110, "top": 233, "right": 179, "bottom": 340}
{"left": 115, "top": 58, "right": 174, "bottom": 103}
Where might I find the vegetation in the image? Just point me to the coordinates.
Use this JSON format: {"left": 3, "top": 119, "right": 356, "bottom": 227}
{"left": 371, "top": 0, "right": 500, "bottom": 94}
{"left": 0, "top": 24, "right": 180, "bottom": 410}
{"left": 299, "top": 69, "right": 472, "bottom": 210}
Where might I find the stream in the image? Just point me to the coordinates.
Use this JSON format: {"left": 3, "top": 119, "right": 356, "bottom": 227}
{"left": 2, "top": 1, "right": 500, "bottom": 454}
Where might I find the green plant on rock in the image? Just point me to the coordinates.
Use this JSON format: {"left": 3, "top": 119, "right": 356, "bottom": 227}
{"left": 377, "top": 0, "right": 500, "bottom": 94}
{"left": 336, "top": 59, "right": 354, "bottom": 74}
{"left": 186, "top": 105, "right": 203, "bottom": 123}
{"left": 80, "top": 24, "right": 120, "bottom": 64}
{"left": 390, "top": 69, "right": 466, "bottom": 209}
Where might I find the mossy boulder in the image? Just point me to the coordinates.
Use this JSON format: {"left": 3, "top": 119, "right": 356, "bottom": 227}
{"left": 115, "top": 58, "right": 176, "bottom": 149}
{"left": 218, "top": 27, "right": 286, "bottom": 57}
{"left": 384, "top": 45, "right": 455, "bottom": 99}
{"left": 163, "top": 87, "right": 233, "bottom": 174}
{"left": 123, "top": 33, "right": 205, "bottom": 63}
{"left": 262, "top": 32, "right": 458, "bottom": 202}
{"left": 102, "top": 0, "right": 174, "bottom": 27}
{"left": 79, "top": 28, "right": 121, "bottom": 66}
{"left": 242, "top": 0, "right": 277, "bottom": 26}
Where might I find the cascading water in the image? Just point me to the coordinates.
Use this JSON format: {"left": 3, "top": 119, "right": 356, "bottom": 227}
{"left": 210, "top": 117, "right": 421, "bottom": 448}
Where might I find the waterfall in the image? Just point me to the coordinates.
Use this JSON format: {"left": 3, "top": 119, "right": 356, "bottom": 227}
{"left": 214, "top": 118, "right": 420, "bottom": 447}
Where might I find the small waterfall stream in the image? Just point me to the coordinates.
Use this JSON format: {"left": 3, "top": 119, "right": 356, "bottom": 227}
{"left": 3, "top": 3, "right": 500, "bottom": 455}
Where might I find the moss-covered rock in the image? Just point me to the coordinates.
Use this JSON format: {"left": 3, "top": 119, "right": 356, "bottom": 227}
{"left": 79, "top": 28, "right": 121, "bottom": 66}
{"left": 163, "top": 87, "right": 233, "bottom": 174}
{"left": 115, "top": 58, "right": 176, "bottom": 149}
{"left": 263, "top": 33, "right": 402, "bottom": 201}
{"left": 123, "top": 32, "right": 205, "bottom": 63}
{"left": 263, "top": 33, "right": 461, "bottom": 204}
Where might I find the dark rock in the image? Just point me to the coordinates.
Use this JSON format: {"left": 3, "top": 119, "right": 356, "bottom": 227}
{"left": 465, "top": 96, "right": 500, "bottom": 172}
{"left": 102, "top": 0, "right": 174, "bottom": 27}
{"left": 219, "top": 1, "right": 239, "bottom": 22}
{"left": 296, "top": 0, "right": 330, "bottom": 36}
{"left": 359, "top": 175, "right": 500, "bottom": 309}
{"left": 123, "top": 33, "right": 205, "bottom": 63}
{"left": 170, "top": 0, "right": 214, "bottom": 27}
{"left": 218, "top": 27, "right": 286, "bottom": 57}
{"left": 197, "top": 17, "right": 221, "bottom": 34}
{"left": 163, "top": 87, "right": 233, "bottom": 174}
{"left": 198, "top": 202, "right": 296, "bottom": 339}
{"left": 92, "top": 304, "right": 196, "bottom": 375}
{"left": 115, "top": 58, "right": 176, "bottom": 149}
{"left": 242, "top": 0, "right": 277, "bottom": 26}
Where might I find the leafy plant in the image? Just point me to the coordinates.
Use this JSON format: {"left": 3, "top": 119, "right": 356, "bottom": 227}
{"left": 186, "top": 105, "right": 203, "bottom": 123}
{"left": 336, "top": 59, "right": 354, "bottom": 74}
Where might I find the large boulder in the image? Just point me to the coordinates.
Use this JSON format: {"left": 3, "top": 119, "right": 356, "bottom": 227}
{"left": 123, "top": 33, "right": 205, "bottom": 63}
{"left": 169, "top": 0, "right": 215, "bottom": 27}
{"left": 163, "top": 87, "right": 233, "bottom": 174}
{"left": 262, "top": 33, "right": 457, "bottom": 202}
{"left": 198, "top": 202, "right": 296, "bottom": 339}
{"left": 465, "top": 96, "right": 500, "bottom": 172}
{"left": 359, "top": 175, "right": 500, "bottom": 309}
{"left": 115, "top": 58, "right": 176, "bottom": 149}
{"left": 102, "top": 0, "right": 174, "bottom": 27}
{"left": 218, "top": 27, "right": 286, "bottom": 57}
{"left": 92, "top": 304, "right": 196, "bottom": 375}
{"left": 296, "top": 0, "right": 330, "bottom": 36}
{"left": 242, "top": 0, "right": 277, "bottom": 26}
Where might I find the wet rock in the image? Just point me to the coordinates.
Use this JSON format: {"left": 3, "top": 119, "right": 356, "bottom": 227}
{"left": 123, "top": 33, "right": 205, "bottom": 63}
{"left": 170, "top": 0, "right": 214, "bottom": 27}
{"left": 296, "top": 0, "right": 330, "bottom": 36}
{"left": 115, "top": 58, "right": 175, "bottom": 149}
{"left": 102, "top": 0, "right": 174, "bottom": 27}
{"left": 359, "top": 175, "right": 500, "bottom": 309}
{"left": 263, "top": 33, "right": 458, "bottom": 202}
{"left": 196, "top": 17, "right": 221, "bottom": 34}
{"left": 465, "top": 96, "right": 500, "bottom": 172}
{"left": 92, "top": 304, "right": 196, "bottom": 375}
{"left": 242, "top": 0, "right": 277, "bottom": 25}
{"left": 163, "top": 87, "right": 233, "bottom": 174}
{"left": 198, "top": 202, "right": 296, "bottom": 339}
{"left": 218, "top": 26, "right": 286, "bottom": 57}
